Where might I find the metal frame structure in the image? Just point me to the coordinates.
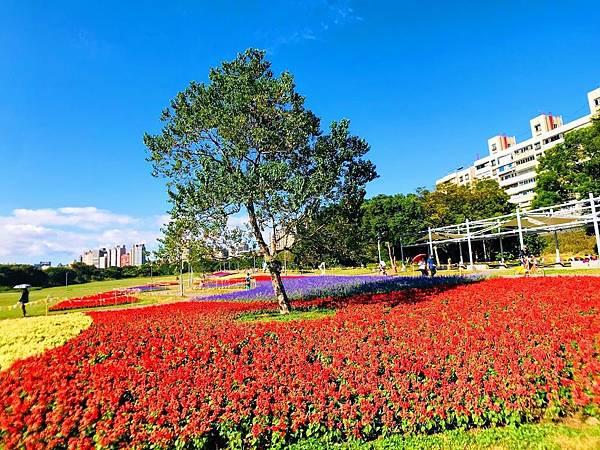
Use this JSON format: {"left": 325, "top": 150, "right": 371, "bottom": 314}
{"left": 405, "top": 193, "right": 600, "bottom": 267}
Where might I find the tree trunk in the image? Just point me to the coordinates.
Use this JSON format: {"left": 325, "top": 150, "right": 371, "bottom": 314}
{"left": 179, "top": 258, "right": 184, "bottom": 297}
{"left": 269, "top": 266, "right": 291, "bottom": 314}
{"left": 386, "top": 241, "right": 397, "bottom": 273}
{"left": 245, "top": 201, "right": 292, "bottom": 314}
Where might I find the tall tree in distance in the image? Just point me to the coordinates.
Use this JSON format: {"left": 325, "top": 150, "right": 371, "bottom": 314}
{"left": 293, "top": 194, "right": 368, "bottom": 268}
{"left": 422, "top": 179, "right": 511, "bottom": 227}
{"left": 145, "top": 49, "right": 376, "bottom": 313}
{"left": 156, "top": 215, "right": 208, "bottom": 296}
{"left": 532, "top": 117, "right": 600, "bottom": 208}
{"left": 361, "top": 193, "right": 426, "bottom": 268}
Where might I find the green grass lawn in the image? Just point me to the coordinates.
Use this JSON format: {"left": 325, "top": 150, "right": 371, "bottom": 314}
{"left": 237, "top": 308, "right": 335, "bottom": 323}
{"left": 290, "top": 419, "right": 600, "bottom": 449}
{"left": 0, "top": 275, "right": 176, "bottom": 320}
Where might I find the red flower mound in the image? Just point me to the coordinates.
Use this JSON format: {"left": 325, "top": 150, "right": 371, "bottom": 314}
{"left": 49, "top": 291, "right": 139, "bottom": 311}
{"left": 1, "top": 278, "right": 599, "bottom": 449}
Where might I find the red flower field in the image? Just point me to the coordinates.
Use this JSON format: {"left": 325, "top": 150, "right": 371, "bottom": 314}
{"left": 48, "top": 291, "right": 139, "bottom": 312}
{"left": 1, "top": 277, "right": 598, "bottom": 449}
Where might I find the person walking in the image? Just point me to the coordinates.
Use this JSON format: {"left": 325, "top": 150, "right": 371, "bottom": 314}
{"left": 18, "top": 287, "right": 29, "bottom": 317}
{"left": 379, "top": 260, "right": 388, "bottom": 276}
{"left": 245, "top": 271, "right": 252, "bottom": 290}
{"left": 318, "top": 261, "right": 326, "bottom": 275}
{"left": 427, "top": 255, "right": 437, "bottom": 277}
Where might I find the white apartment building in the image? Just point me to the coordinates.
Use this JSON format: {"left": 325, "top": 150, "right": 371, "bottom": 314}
{"left": 436, "top": 87, "right": 600, "bottom": 208}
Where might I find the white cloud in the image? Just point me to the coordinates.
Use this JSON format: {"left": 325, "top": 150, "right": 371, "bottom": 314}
{"left": 258, "top": 0, "right": 363, "bottom": 53}
{"left": 11, "top": 207, "right": 135, "bottom": 230}
{"left": 0, "top": 207, "right": 163, "bottom": 264}
{"left": 227, "top": 214, "right": 249, "bottom": 229}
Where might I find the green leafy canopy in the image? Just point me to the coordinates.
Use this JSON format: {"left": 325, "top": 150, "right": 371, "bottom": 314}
{"left": 532, "top": 117, "right": 600, "bottom": 208}
{"left": 144, "top": 49, "right": 377, "bottom": 259}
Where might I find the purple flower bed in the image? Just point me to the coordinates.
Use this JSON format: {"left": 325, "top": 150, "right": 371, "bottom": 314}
{"left": 194, "top": 275, "right": 476, "bottom": 302}
{"left": 127, "top": 284, "right": 167, "bottom": 292}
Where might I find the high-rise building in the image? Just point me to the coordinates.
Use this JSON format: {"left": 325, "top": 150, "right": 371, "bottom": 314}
{"left": 98, "top": 254, "right": 109, "bottom": 269}
{"left": 108, "top": 245, "right": 127, "bottom": 267}
{"left": 120, "top": 253, "right": 131, "bottom": 267}
{"left": 436, "top": 86, "right": 600, "bottom": 208}
{"left": 130, "top": 243, "right": 147, "bottom": 266}
{"left": 81, "top": 248, "right": 108, "bottom": 268}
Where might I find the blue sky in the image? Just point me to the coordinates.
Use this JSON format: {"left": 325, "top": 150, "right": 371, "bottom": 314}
{"left": 1, "top": 1, "right": 599, "bottom": 263}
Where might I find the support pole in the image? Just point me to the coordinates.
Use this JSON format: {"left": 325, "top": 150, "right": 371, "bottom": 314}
{"left": 554, "top": 230, "right": 561, "bottom": 265}
{"left": 377, "top": 234, "right": 382, "bottom": 263}
{"left": 516, "top": 208, "right": 525, "bottom": 250}
{"left": 459, "top": 241, "right": 464, "bottom": 266}
{"left": 497, "top": 220, "right": 504, "bottom": 264}
{"left": 179, "top": 257, "right": 184, "bottom": 297}
{"left": 482, "top": 239, "right": 487, "bottom": 262}
{"left": 590, "top": 192, "right": 600, "bottom": 257}
{"left": 428, "top": 227, "right": 434, "bottom": 256}
{"left": 399, "top": 240, "right": 405, "bottom": 263}
{"left": 466, "top": 219, "right": 474, "bottom": 269}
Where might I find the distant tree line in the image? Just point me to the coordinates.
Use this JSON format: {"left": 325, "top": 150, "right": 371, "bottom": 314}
{"left": 293, "top": 179, "right": 535, "bottom": 268}
{"left": 0, "top": 262, "right": 178, "bottom": 290}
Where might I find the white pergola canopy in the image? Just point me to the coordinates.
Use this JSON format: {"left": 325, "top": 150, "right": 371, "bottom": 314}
{"left": 403, "top": 193, "right": 600, "bottom": 267}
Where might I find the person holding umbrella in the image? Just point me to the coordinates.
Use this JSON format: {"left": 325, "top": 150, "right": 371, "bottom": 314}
{"left": 412, "top": 254, "right": 428, "bottom": 276}
{"left": 14, "top": 284, "right": 31, "bottom": 317}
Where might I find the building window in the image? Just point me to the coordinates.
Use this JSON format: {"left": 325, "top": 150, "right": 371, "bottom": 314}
{"left": 595, "top": 98, "right": 600, "bottom": 106}
{"left": 491, "top": 143, "right": 497, "bottom": 151}
{"left": 534, "top": 124, "right": 542, "bottom": 132}
{"left": 534, "top": 142, "right": 541, "bottom": 150}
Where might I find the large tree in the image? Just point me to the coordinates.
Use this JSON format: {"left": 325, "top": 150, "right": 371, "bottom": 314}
{"left": 156, "top": 216, "right": 210, "bottom": 296}
{"left": 361, "top": 193, "right": 426, "bottom": 268}
{"left": 144, "top": 49, "right": 376, "bottom": 313}
{"left": 532, "top": 117, "right": 600, "bottom": 208}
{"left": 293, "top": 194, "right": 368, "bottom": 268}
{"left": 421, "top": 179, "right": 512, "bottom": 227}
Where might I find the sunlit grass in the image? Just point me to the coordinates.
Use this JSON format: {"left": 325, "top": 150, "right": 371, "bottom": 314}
{"left": 236, "top": 308, "right": 335, "bottom": 323}
{"left": 0, "top": 313, "right": 92, "bottom": 371}
{"left": 290, "top": 418, "right": 600, "bottom": 449}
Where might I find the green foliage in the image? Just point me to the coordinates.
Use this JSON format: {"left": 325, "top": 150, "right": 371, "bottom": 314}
{"left": 362, "top": 193, "right": 425, "bottom": 245}
{"left": 540, "top": 229, "right": 598, "bottom": 257}
{"left": 294, "top": 195, "right": 369, "bottom": 267}
{"left": 523, "top": 234, "right": 544, "bottom": 257}
{"left": 422, "top": 179, "right": 512, "bottom": 227}
{"left": 292, "top": 180, "right": 513, "bottom": 266}
{"left": 532, "top": 117, "right": 600, "bottom": 208}
{"left": 0, "top": 264, "right": 49, "bottom": 288}
{"left": 144, "top": 49, "right": 377, "bottom": 310}
{"left": 288, "top": 421, "right": 600, "bottom": 449}
{"left": 236, "top": 308, "right": 335, "bottom": 323}
{"left": 145, "top": 48, "right": 376, "bottom": 256}
{"left": 0, "top": 262, "right": 177, "bottom": 289}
